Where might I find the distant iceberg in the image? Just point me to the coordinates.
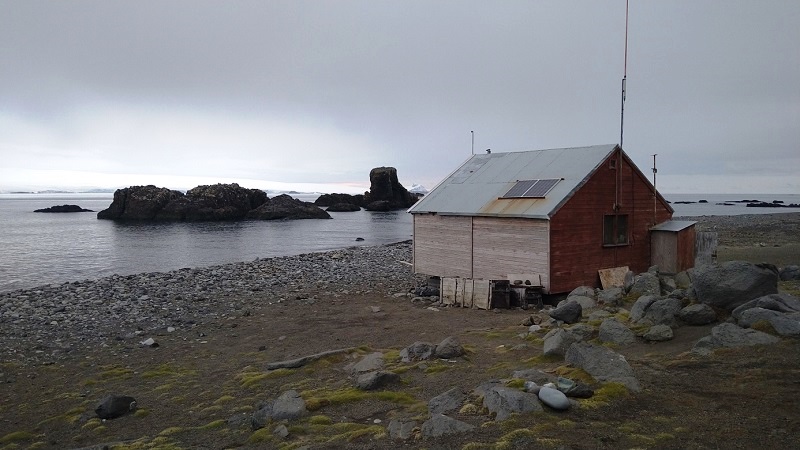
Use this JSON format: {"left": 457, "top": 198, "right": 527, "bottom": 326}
{"left": 408, "top": 184, "right": 429, "bottom": 195}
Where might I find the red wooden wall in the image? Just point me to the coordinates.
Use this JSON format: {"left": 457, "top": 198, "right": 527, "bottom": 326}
{"left": 548, "top": 148, "right": 672, "bottom": 293}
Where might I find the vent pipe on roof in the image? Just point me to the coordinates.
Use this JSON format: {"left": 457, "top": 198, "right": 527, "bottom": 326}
{"left": 486, "top": 149, "right": 491, "bottom": 154}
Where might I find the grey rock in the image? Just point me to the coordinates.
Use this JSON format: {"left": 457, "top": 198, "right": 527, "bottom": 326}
{"left": 692, "top": 323, "right": 781, "bottom": 356}
{"left": 421, "top": 414, "right": 475, "bottom": 438}
{"left": 598, "top": 318, "right": 636, "bottom": 345}
{"left": 388, "top": 419, "right": 418, "bottom": 440}
{"left": 273, "top": 424, "right": 289, "bottom": 438}
{"left": 629, "top": 272, "right": 661, "bottom": 298}
{"left": 597, "top": 287, "right": 624, "bottom": 306}
{"left": 738, "top": 308, "right": 800, "bottom": 337}
{"left": 549, "top": 301, "right": 582, "bottom": 324}
{"left": 641, "top": 298, "right": 683, "bottom": 326}
{"left": 568, "top": 286, "right": 596, "bottom": 300}
{"left": 660, "top": 276, "right": 677, "bottom": 294}
{"left": 270, "top": 390, "right": 307, "bottom": 421}
{"left": 347, "top": 352, "right": 384, "bottom": 376}
{"left": 623, "top": 270, "right": 635, "bottom": 293}
{"left": 630, "top": 295, "right": 659, "bottom": 322}
{"left": 537, "top": 386, "right": 570, "bottom": 410}
{"left": 428, "top": 387, "right": 466, "bottom": 415}
{"left": 693, "top": 261, "right": 779, "bottom": 311}
{"left": 566, "top": 323, "right": 594, "bottom": 341}
{"left": 668, "top": 288, "right": 687, "bottom": 299}
{"left": 678, "top": 303, "right": 717, "bottom": 326}
{"left": 731, "top": 293, "right": 800, "bottom": 320}
{"left": 511, "top": 368, "right": 552, "bottom": 385}
{"left": 674, "top": 271, "right": 692, "bottom": 289}
{"left": 780, "top": 265, "right": 800, "bottom": 281}
{"left": 433, "top": 336, "right": 465, "bottom": 359}
{"left": 482, "top": 386, "right": 543, "bottom": 420}
{"left": 95, "top": 395, "right": 137, "bottom": 420}
{"left": 566, "top": 295, "right": 596, "bottom": 311}
{"left": 400, "top": 341, "right": 435, "bottom": 362}
{"left": 643, "top": 324, "right": 674, "bottom": 341}
{"left": 354, "top": 370, "right": 400, "bottom": 390}
{"left": 542, "top": 329, "right": 577, "bottom": 357}
{"left": 565, "top": 342, "right": 640, "bottom": 392}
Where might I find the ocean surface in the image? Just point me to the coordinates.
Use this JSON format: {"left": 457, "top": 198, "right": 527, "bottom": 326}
{"left": 1, "top": 192, "right": 797, "bottom": 293}
{"left": 0, "top": 193, "right": 412, "bottom": 293}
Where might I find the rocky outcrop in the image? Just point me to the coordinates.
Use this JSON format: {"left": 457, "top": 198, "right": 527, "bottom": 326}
{"left": 34, "top": 204, "right": 94, "bottom": 213}
{"left": 97, "top": 185, "right": 183, "bottom": 220}
{"left": 363, "top": 167, "right": 417, "bottom": 211}
{"left": 314, "top": 193, "right": 365, "bottom": 208}
{"left": 98, "top": 184, "right": 329, "bottom": 221}
{"left": 325, "top": 203, "right": 361, "bottom": 212}
{"left": 247, "top": 194, "right": 331, "bottom": 220}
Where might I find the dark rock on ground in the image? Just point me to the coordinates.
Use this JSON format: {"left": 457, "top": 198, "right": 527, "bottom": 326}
{"left": 780, "top": 265, "right": 800, "bottom": 281}
{"left": 34, "top": 204, "right": 94, "bottom": 213}
{"left": 433, "top": 336, "right": 464, "bottom": 359}
{"left": 95, "top": 395, "right": 137, "bottom": 419}
{"left": 354, "top": 370, "right": 400, "bottom": 390}
{"left": 482, "top": 386, "right": 543, "bottom": 420}
{"left": 692, "top": 322, "right": 780, "bottom": 356}
{"left": 428, "top": 387, "right": 466, "bottom": 415}
{"left": 421, "top": 414, "right": 475, "bottom": 438}
{"left": 731, "top": 293, "right": 800, "bottom": 321}
{"left": 549, "top": 300, "right": 582, "bottom": 324}
{"left": 400, "top": 342, "right": 435, "bottom": 362}
{"left": 565, "top": 342, "right": 640, "bottom": 392}
{"left": 678, "top": 303, "right": 718, "bottom": 326}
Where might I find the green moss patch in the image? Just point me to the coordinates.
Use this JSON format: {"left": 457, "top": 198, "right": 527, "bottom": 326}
{"left": 0, "top": 431, "right": 36, "bottom": 445}
{"left": 578, "top": 382, "right": 629, "bottom": 409}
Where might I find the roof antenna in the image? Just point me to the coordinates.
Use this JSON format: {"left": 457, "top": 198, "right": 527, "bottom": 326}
{"left": 652, "top": 153, "right": 658, "bottom": 224}
{"left": 620, "top": 0, "right": 629, "bottom": 148}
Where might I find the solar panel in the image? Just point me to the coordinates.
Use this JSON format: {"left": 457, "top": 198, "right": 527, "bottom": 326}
{"left": 502, "top": 180, "right": 537, "bottom": 198}
{"left": 523, "top": 178, "right": 560, "bottom": 197}
{"left": 501, "top": 178, "right": 560, "bottom": 198}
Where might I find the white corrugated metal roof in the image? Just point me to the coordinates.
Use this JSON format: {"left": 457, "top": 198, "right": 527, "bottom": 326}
{"left": 408, "top": 144, "right": 618, "bottom": 219}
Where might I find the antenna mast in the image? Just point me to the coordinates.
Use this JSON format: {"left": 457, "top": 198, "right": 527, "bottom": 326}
{"left": 652, "top": 153, "right": 658, "bottom": 224}
{"left": 620, "top": 0, "right": 629, "bottom": 147}
{"left": 471, "top": 130, "right": 474, "bottom": 155}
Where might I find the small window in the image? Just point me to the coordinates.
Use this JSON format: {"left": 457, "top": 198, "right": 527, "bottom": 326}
{"left": 603, "top": 215, "right": 629, "bottom": 246}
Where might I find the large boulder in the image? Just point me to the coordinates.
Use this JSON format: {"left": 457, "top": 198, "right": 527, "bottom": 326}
{"left": 428, "top": 387, "right": 466, "bottom": 415}
{"left": 549, "top": 301, "right": 582, "bottom": 324}
{"left": 692, "top": 322, "right": 780, "bottom": 356}
{"left": 731, "top": 293, "right": 800, "bottom": 321}
{"left": 737, "top": 308, "right": 800, "bottom": 337}
{"left": 693, "top": 261, "right": 779, "bottom": 311}
{"left": 640, "top": 298, "right": 683, "bottom": 326}
{"left": 98, "top": 185, "right": 183, "bottom": 220}
{"left": 251, "top": 390, "right": 307, "bottom": 429}
{"left": 95, "top": 395, "right": 137, "bottom": 419}
{"left": 363, "top": 167, "right": 416, "bottom": 210}
{"left": 246, "top": 194, "right": 331, "bottom": 220}
{"left": 630, "top": 295, "right": 659, "bottom": 322}
{"left": 598, "top": 318, "right": 636, "bottom": 345}
{"left": 564, "top": 342, "right": 640, "bottom": 392}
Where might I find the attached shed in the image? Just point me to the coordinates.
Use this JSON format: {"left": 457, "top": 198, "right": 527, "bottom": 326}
{"left": 650, "top": 220, "right": 697, "bottom": 274}
{"left": 408, "top": 144, "right": 674, "bottom": 295}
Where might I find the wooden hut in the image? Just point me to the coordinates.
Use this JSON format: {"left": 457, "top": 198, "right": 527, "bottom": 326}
{"left": 408, "top": 144, "right": 674, "bottom": 300}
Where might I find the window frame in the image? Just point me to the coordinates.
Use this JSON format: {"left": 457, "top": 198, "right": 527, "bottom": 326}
{"left": 603, "top": 214, "right": 629, "bottom": 247}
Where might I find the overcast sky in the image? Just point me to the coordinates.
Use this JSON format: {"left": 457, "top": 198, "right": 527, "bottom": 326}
{"left": 1, "top": 0, "right": 798, "bottom": 194}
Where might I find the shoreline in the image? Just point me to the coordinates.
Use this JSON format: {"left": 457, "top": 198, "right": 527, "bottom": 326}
{"left": 0, "top": 240, "right": 420, "bottom": 364}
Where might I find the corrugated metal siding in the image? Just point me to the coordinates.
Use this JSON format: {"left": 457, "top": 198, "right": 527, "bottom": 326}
{"left": 413, "top": 214, "right": 472, "bottom": 277}
{"left": 472, "top": 217, "right": 550, "bottom": 291}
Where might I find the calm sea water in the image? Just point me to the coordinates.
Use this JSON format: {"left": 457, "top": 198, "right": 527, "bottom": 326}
{"left": 666, "top": 193, "right": 800, "bottom": 217}
{"left": 1, "top": 192, "right": 797, "bottom": 293}
{"left": 0, "top": 193, "right": 412, "bottom": 293}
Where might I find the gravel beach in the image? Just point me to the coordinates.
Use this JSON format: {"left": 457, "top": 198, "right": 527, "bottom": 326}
{"left": 0, "top": 241, "right": 420, "bottom": 364}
